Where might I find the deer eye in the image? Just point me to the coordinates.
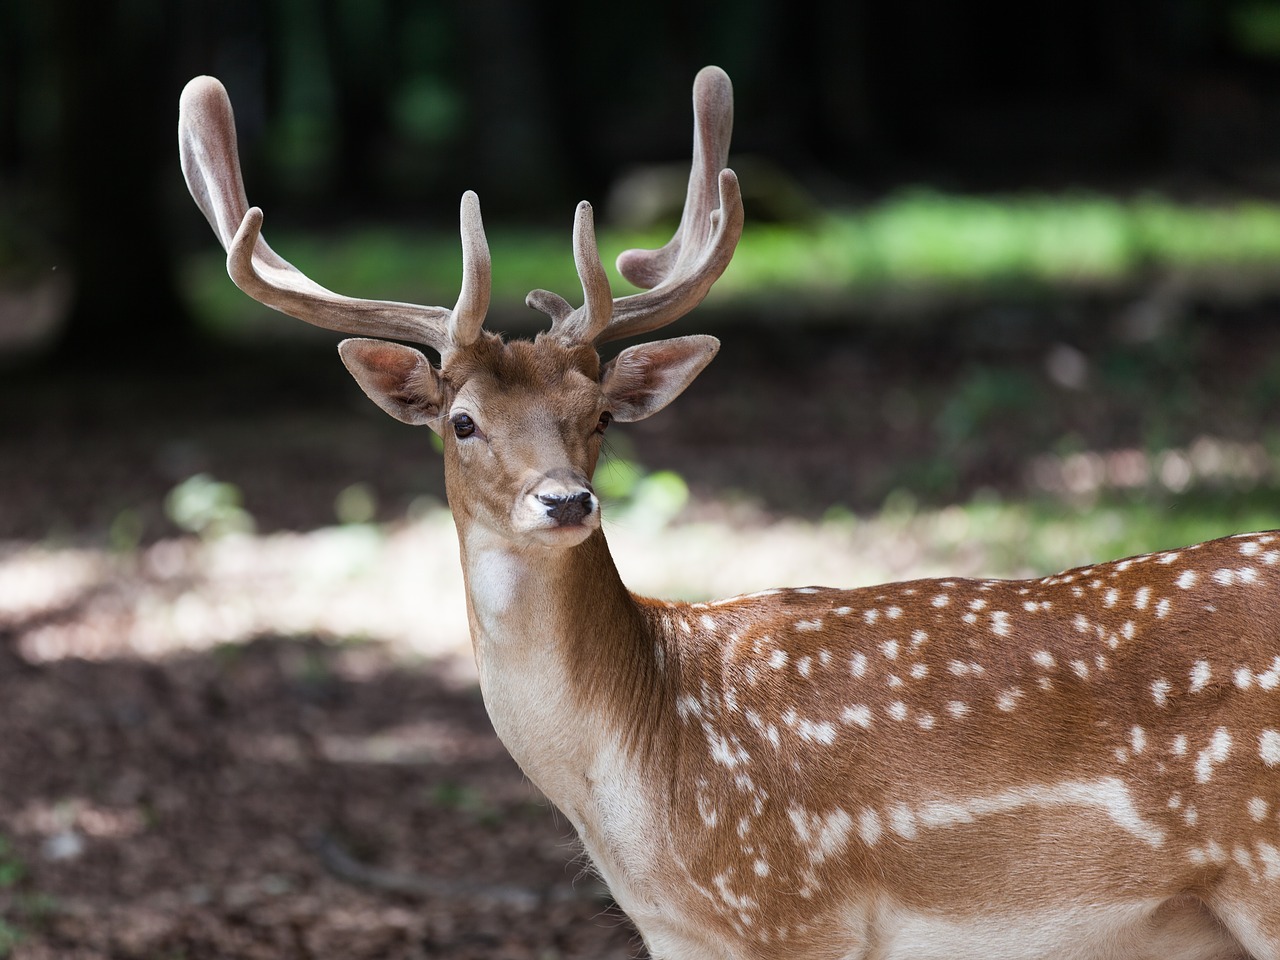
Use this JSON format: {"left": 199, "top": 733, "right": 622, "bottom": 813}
{"left": 595, "top": 411, "right": 613, "bottom": 434}
{"left": 451, "top": 413, "right": 476, "bottom": 438}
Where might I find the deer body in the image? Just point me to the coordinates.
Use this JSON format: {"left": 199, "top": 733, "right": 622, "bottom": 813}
{"left": 178, "top": 68, "right": 1280, "bottom": 959}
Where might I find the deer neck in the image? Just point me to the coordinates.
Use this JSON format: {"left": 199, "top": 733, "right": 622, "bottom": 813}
{"left": 456, "top": 520, "right": 668, "bottom": 818}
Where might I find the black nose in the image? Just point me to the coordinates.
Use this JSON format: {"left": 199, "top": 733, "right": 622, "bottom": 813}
{"left": 537, "top": 491, "right": 594, "bottom": 525}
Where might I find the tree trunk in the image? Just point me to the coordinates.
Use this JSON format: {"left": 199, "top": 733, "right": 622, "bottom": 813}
{"left": 48, "top": 0, "right": 196, "bottom": 366}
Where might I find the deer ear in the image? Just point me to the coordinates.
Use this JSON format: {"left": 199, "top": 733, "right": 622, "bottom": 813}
{"left": 338, "top": 338, "right": 448, "bottom": 433}
{"left": 600, "top": 335, "right": 719, "bottom": 422}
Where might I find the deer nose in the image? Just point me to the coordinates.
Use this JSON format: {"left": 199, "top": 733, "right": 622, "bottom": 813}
{"left": 537, "top": 490, "right": 596, "bottom": 526}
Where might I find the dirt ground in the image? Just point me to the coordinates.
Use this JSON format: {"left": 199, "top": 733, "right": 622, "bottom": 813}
{"left": 2, "top": 298, "right": 1280, "bottom": 958}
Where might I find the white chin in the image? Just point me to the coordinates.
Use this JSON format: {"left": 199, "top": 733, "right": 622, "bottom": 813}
{"left": 519, "top": 520, "right": 597, "bottom": 548}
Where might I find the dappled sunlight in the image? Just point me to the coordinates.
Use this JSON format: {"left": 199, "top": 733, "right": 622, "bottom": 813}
{"left": 11, "top": 798, "right": 148, "bottom": 849}
{"left": 6, "top": 472, "right": 1268, "bottom": 669}
{"left": 0, "top": 512, "right": 469, "bottom": 665}
{"left": 1029, "top": 435, "right": 1277, "bottom": 501}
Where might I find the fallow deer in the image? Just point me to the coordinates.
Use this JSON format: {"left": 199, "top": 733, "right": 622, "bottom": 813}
{"left": 179, "top": 67, "right": 1280, "bottom": 960}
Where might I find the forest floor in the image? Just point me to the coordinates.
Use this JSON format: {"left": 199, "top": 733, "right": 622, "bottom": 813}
{"left": 2, "top": 295, "right": 1280, "bottom": 958}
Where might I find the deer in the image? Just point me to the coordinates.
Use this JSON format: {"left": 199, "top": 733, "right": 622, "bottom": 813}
{"left": 177, "top": 66, "right": 1280, "bottom": 960}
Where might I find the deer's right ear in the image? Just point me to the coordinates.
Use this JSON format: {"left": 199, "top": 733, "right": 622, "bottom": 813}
{"left": 338, "top": 338, "right": 448, "bottom": 433}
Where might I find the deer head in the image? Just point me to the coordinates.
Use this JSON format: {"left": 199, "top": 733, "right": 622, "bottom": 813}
{"left": 177, "top": 69, "right": 742, "bottom": 549}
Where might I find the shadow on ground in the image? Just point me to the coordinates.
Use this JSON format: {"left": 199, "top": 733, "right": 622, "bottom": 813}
{"left": 0, "top": 634, "right": 638, "bottom": 959}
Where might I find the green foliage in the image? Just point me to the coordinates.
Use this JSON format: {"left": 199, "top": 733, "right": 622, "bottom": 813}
{"left": 935, "top": 367, "right": 1043, "bottom": 448}
{"left": 0, "top": 836, "right": 23, "bottom": 889}
{"left": 0, "top": 835, "right": 25, "bottom": 958}
{"left": 164, "top": 474, "right": 256, "bottom": 539}
{"left": 334, "top": 482, "right": 377, "bottom": 525}
{"left": 1231, "top": 2, "right": 1280, "bottom": 56}
{"left": 596, "top": 448, "right": 690, "bottom": 531}
{"left": 428, "top": 782, "right": 499, "bottom": 825}
{"left": 869, "top": 487, "right": 1279, "bottom": 580}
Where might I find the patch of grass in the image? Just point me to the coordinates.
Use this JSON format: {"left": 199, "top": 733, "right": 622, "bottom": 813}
{"left": 883, "top": 487, "right": 1280, "bottom": 579}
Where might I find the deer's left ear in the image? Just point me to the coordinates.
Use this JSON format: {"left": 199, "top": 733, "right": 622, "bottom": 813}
{"left": 600, "top": 335, "right": 719, "bottom": 422}
{"left": 338, "top": 338, "right": 449, "bottom": 433}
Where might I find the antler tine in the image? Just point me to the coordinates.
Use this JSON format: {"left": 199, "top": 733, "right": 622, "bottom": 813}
{"left": 526, "top": 66, "right": 742, "bottom": 348}
{"left": 543, "top": 201, "right": 614, "bottom": 343}
{"left": 450, "top": 191, "right": 491, "bottom": 347}
{"left": 599, "top": 65, "right": 743, "bottom": 345}
{"left": 179, "top": 76, "right": 490, "bottom": 354}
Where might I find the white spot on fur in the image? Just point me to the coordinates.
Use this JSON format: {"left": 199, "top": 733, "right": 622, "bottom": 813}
{"left": 676, "top": 694, "right": 704, "bottom": 720}
{"left": 850, "top": 653, "right": 868, "bottom": 678}
{"left": 1176, "top": 570, "right": 1198, "bottom": 589}
{"left": 1171, "top": 734, "right": 1188, "bottom": 756}
{"left": 753, "top": 858, "right": 769, "bottom": 877}
{"left": 887, "top": 701, "right": 908, "bottom": 721}
{"left": 887, "top": 803, "right": 917, "bottom": 840}
{"left": 1155, "top": 598, "right": 1171, "bottom": 618}
{"left": 1195, "top": 727, "right": 1232, "bottom": 783}
{"left": 769, "top": 649, "right": 788, "bottom": 670}
{"left": 841, "top": 705, "right": 873, "bottom": 728}
{"left": 796, "top": 619, "right": 824, "bottom": 632}
{"left": 990, "top": 611, "right": 1011, "bottom": 636}
{"left": 1032, "top": 651, "right": 1055, "bottom": 669}
{"left": 797, "top": 656, "right": 812, "bottom": 678}
{"left": 996, "top": 689, "right": 1023, "bottom": 712}
{"left": 1259, "top": 730, "right": 1280, "bottom": 767}
{"left": 916, "top": 712, "right": 936, "bottom": 730}
{"left": 1258, "top": 842, "right": 1280, "bottom": 880}
{"left": 913, "top": 778, "right": 1165, "bottom": 847}
{"left": 931, "top": 594, "right": 950, "bottom": 608}
{"left": 858, "top": 808, "right": 882, "bottom": 846}
{"left": 1249, "top": 797, "right": 1269, "bottom": 822}
{"left": 712, "top": 872, "right": 756, "bottom": 912}
{"left": 1151, "top": 679, "right": 1171, "bottom": 707}
{"left": 910, "top": 663, "right": 929, "bottom": 680}
{"left": 789, "top": 807, "right": 854, "bottom": 862}
{"left": 1130, "top": 726, "right": 1146, "bottom": 754}
{"left": 886, "top": 606, "right": 903, "bottom": 619}
{"left": 945, "top": 701, "right": 970, "bottom": 719}
{"left": 1189, "top": 660, "right": 1211, "bottom": 693}
{"left": 1257, "top": 657, "right": 1280, "bottom": 690}
{"left": 697, "top": 791, "right": 718, "bottom": 827}
{"left": 910, "top": 629, "right": 928, "bottom": 648}
{"left": 1133, "top": 587, "right": 1151, "bottom": 610}
{"left": 1235, "top": 667, "right": 1253, "bottom": 690}
{"left": 881, "top": 640, "right": 899, "bottom": 660}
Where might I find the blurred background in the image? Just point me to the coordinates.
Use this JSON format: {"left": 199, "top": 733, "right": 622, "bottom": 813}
{"left": 4, "top": 1, "right": 1280, "bottom": 957}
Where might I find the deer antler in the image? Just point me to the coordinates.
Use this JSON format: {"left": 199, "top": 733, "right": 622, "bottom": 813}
{"left": 178, "top": 76, "right": 490, "bottom": 354}
{"left": 532, "top": 66, "right": 744, "bottom": 347}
